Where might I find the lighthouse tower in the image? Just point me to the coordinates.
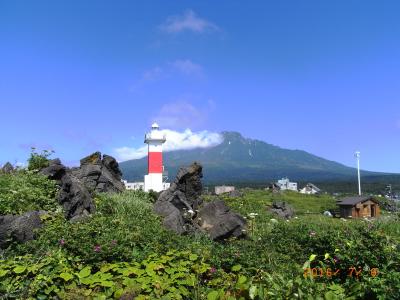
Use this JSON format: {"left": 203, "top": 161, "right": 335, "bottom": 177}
{"left": 144, "top": 123, "right": 167, "bottom": 192}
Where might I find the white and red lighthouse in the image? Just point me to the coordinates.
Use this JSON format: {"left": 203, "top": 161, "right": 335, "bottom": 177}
{"left": 144, "top": 123, "right": 167, "bottom": 192}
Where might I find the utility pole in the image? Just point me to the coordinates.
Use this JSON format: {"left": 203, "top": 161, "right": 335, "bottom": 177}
{"left": 355, "top": 151, "right": 361, "bottom": 196}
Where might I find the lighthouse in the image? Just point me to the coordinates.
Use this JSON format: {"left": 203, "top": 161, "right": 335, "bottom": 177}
{"left": 144, "top": 123, "right": 168, "bottom": 192}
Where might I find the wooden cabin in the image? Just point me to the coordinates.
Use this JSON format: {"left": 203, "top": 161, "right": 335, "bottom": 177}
{"left": 337, "top": 196, "right": 380, "bottom": 218}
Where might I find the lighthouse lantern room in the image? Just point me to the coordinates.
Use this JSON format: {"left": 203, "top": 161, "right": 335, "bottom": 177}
{"left": 144, "top": 123, "right": 167, "bottom": 192}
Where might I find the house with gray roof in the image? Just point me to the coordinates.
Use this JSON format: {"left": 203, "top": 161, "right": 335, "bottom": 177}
{"left": 337, "top": 196, "right": 380, "bottom": 218}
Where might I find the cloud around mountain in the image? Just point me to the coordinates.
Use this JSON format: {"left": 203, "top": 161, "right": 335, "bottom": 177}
{"left": 114, "top": 129, "right": 223, "bottom": 161}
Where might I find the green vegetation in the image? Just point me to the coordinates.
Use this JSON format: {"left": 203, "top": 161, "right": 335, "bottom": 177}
{"left": 1, "top": 171, "right": 399, "bottom": 299}
{"left": 27, "top": 148, "right": 54, "bottom": 171}
{"left": 217, "top": 189, "right": 337, "bottom": 215}
{"left": 0, "top": 169, "right": 58, "bottom": 215}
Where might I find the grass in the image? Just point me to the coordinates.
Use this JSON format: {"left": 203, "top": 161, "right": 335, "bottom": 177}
{"left": 212, "top": 189, "right": 337, "bottom": 216}
{"left": 2, "top": 185, "right": 400, "bottom": 299}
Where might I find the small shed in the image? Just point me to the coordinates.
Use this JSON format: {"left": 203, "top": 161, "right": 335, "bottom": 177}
{"left": 337, "top": 196, "right": 380, "bottom": 218}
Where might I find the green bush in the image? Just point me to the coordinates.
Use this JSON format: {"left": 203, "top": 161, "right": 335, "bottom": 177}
{"left": 27, "top": 148, "right": 54, "bottom": 171}
{"left": 0, "top": 169, "right": 59, "bottom": 215}
{"left": 2, "top": 187, "right": 400, "bottom": 299}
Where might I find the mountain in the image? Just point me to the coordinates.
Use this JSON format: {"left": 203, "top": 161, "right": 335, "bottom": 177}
{"left": 119, "top": 131, "right": 386, "bottom": 184}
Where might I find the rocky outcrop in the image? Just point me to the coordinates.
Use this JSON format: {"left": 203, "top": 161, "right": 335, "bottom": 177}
{"left": 154, "top": 163, "right": 203, "bottom": 235}
{"left": 0, "top": 211, "right": 46, "bottom": 248}
{"left": 40, "top": 152, "right": 124, "bottom": 220}
{"left": 196, "top": 200, "right": 246, "bottom": 240}
{"left": 40, "top": 159, "right": 66, "bottom": 181}
{"left": 71, "top": 152, "right": 125, "bottom": 194}
{"left": 58, "top": 172, "right": 95, "bottom": 221}
{"left": 269, "top": 201, "right": 295, "bottom": 219}
{"left": 154, "top": 162, "right": 247, "bottom": 240}
{"left": 0, "top": 152, "right": 123, "bottom": 248}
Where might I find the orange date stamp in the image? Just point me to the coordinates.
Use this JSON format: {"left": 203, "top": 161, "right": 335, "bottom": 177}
{"left": 303, "top": 267, "right": 379, "bottom": 278}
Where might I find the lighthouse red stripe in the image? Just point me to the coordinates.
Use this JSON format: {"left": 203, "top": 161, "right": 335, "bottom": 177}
{"left": 148, "top": 152, "right": 163, "bottom": 173}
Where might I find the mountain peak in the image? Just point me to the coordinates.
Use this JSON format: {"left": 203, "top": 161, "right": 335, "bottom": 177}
{"left": 221, "top": 131, "right": 246, "bottom": 142}
{"left": 119, "top": 130, "right": 363, "bottom": 183}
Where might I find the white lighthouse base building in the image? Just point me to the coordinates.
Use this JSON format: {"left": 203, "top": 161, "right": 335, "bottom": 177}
{"left": 144, "top": 174, "right": 170, "bottom": 192}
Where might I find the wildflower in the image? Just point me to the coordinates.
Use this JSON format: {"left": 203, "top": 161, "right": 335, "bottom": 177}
{"left": 209, "top": 267, "right": 217, "bottom": 274}
{"left": 94, "top": 245, "right": 101, "bottom": 252}
{"left": 333, "top": 256, "right": 340, "bottom": 263}
{"left": 59, "top": 239, "right": 65, "bottom": 246}
{"left": 248, "top": 213, "right": 258, "bottom": 219}
{"left": 309, "top": 231, "right": 316, "bottom": 237}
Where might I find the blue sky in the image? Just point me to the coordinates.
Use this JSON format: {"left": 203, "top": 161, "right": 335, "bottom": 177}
{"left": 1, "top": 0, "right": 400, "bottom": 172}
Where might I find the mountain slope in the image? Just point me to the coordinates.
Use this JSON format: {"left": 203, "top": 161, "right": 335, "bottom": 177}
{"left": 119, "top": 131, "right": 381, "bottom": 183}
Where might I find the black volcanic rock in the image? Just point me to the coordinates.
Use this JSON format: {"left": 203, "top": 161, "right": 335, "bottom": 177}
{"left": 58, "top": 172, "right": 95, "bottom": 220}
{"left": 174, "top": 162, "right": 203, "bottom": 208}
{"left": 196, "top": 200, "right": 246, "bottom": 240}
{"left": 269, "top": 201, "right": 295, "bottom": 219}
{"left": 0, "top": 211, "right": 46, "bottom": 249}
{"left": 40, "top": 158, "right": 66, "bottom": 181}
{"left": 39, "top": 152, "right": 124, "bottom": 220}
{"left": 0, "top": 152, "right": 124, "bottom": 248}
{"left": 72, "top": 152, "right": 125, "bottom": 193}
{"left": 154, "top": 162, "right": 246, "bottom": 240}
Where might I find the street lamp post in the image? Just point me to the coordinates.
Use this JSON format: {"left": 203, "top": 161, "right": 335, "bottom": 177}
{"left": 355, "top": 151, "right": 361, "bottom": 196}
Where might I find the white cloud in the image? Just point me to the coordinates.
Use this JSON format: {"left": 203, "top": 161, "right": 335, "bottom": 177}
{"left": 114, "top": 145, "right": 148, "bottom": 161}
{"left": 142, "top": 66, "right": 164, "bottom": 81}
{"left": 153, "top": 101, "right": 204, "bottom": 129}
{"left": 114, "top": 128, "right": 223, "bottom": 161}
{"left": 160, "top": 10, "right": 219, "bottom": 34}
{"left": 131, "top": 59, "right": 203, "bottom": 91}
{"left": 169, "top": 59, "right": 203, "bottom": 76}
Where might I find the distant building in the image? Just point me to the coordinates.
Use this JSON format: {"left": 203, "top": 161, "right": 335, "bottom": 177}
{"left": 215, "top": 185, "right": 235, "bottom": 195}
{"left": 123, "top": 180, "right": 144, "bottom": 190}
{"left": 122, "top": 180, "right": 170, "bottom": 191}
{"left": 337, "top": 196, "right": 380, "bottom": 218}
{"left": 299, "top": 183, "right": 321, "bottom": 195}
{"left": 276, "top": 178, "right": 298, "bottom": 192}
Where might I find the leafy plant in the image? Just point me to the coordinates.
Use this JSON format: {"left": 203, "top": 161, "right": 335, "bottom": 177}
{"left": 27, "top": 147, "right": 54, "bottom": 171}
{"left": 0, "top": 169, "right": 58, "bottom": 214}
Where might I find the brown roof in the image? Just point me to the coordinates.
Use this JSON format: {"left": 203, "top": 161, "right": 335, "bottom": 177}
{"left": 337, "top": 196, "right": 378, "bottom": 206}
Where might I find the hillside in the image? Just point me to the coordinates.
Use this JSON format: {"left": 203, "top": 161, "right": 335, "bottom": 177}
{"left": 120, "top": 131, "right": 387, "bottom": 183}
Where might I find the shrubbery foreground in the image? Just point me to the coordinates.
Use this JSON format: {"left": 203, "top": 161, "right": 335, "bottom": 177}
{"left": 0, "top": 156, "right": 399, "bottom": 299}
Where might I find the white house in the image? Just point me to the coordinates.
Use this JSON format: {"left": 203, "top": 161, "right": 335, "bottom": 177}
{"left": 276, "top": 178, "right": 298, "bottom": 192}
{"left": 299, "top": 183, "right": 321, "bottom": 195}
